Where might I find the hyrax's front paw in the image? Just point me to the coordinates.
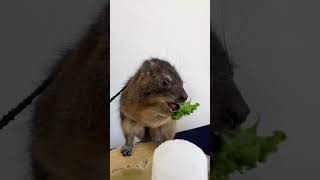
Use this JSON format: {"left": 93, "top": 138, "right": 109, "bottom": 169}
{"left": 121, "top": 145, "right": 133, "bottom": 156}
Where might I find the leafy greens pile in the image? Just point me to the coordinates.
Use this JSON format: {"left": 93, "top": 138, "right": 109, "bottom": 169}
{"left": 171, "top": 100, "right": 200, "bottom": 120}
{"left": 212, "top": 116, "right": 287, "bottom": 180}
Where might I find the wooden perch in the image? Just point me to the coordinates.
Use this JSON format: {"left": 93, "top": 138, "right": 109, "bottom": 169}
{"left": 110, "top": 142, "right": 210, "bottom": 180}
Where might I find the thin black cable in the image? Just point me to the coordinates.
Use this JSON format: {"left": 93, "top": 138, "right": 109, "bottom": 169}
{"left": 0, "top": 76, "right": 55, "bottom": 130}
{"left": 0, "top": 81, "right": 126, "bottom": 130}
{"left": 109, "top": 85, "right": 126, "bottom": 103}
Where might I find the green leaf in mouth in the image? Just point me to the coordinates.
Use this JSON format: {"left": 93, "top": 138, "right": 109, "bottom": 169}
{"left": 171, "top": 100, "right": 200, "bottom": 120}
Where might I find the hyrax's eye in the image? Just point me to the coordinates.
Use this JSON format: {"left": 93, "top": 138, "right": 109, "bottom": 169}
{"left": 162, "top": 79, "right": 170, "bottom": 87}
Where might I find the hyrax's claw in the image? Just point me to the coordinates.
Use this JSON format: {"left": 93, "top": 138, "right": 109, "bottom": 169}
{"left": 121, "top": 145, "right": 133, "bottom": 156}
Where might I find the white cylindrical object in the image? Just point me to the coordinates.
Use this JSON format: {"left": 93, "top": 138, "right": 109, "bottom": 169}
{"left": 152, "top": 139, "right": 208, "bottom": 180}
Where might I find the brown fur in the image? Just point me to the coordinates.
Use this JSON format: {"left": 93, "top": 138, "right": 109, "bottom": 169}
{"left": 119, "top": 59, "right": 187, "bottom": 156}
{"left": 30, "top": 6, "right": 108, "bottom": 180}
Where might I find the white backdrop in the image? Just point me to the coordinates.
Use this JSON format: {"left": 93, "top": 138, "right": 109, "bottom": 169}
{"left": 110, "top": 0, "right": 210, "bottom": 149}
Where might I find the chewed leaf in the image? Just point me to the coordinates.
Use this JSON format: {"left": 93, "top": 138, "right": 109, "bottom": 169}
{"left": 212, "top": 116, "right": 287, "bottom": 180}
{"left": 171, "top": 100, "right": 200, "bottom": 120}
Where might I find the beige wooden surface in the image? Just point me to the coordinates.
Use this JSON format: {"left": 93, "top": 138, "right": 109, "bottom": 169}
{"left": 110, "top": 142, "right": 210, "bottom": 180}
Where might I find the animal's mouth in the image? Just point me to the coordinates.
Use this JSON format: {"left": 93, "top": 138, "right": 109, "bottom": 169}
{"left": 167, "top": 102, "right": 179, "bottom": 113}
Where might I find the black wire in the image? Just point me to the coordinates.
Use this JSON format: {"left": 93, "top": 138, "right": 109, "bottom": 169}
{"left": 0, "top": 81, "right": 126, "bottom": 130}
{"left": 0, "top": 76, "right": 55, "bottom": 130}
{"left": 109, "top": 85, "right": 126, "bottom": 103}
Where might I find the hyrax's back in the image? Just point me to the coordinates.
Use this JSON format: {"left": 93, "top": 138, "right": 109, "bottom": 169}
{"left": 31, "top": 6, "right": 108, "bottom": 180}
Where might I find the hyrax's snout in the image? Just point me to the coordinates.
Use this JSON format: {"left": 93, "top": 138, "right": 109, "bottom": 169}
{"left": 179, "top": 89, "right": 188, "bottom": 102}
{"left": 228, "top": 82, "right": 250, "bottom": 126}
{"left": 227, "top": 97, "right": 250, "bottom": 126}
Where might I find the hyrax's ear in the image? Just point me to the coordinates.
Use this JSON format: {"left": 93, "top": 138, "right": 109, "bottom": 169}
{"left": 136, "top": 60, "right": 155, "bottom": 83}
{"left": 141, "top": 59, "right": 157, "bottom": 74}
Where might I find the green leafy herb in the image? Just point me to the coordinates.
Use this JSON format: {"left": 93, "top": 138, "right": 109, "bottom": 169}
{"left": 211, "top": 115, "right": 287, "bottom": 180}
{"left": 171, "top": 100, "right": 200, "bottom": 120}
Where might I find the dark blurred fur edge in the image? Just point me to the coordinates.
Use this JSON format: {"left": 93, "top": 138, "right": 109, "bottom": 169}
{"left": 211, "top": 29, "right": 250, "bottom": 154}
{"left": 30, "top": 4, "right": 109, "bottom": 180}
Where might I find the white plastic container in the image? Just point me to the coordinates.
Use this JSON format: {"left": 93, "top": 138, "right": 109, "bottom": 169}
{"left": 152, "top": 139, "right": 208, "bottom": 180}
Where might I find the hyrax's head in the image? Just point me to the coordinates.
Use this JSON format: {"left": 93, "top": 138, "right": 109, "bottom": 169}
{"left": 134, "top": 58, "right": 188, "bottom": 116}
{"left": 212, "top": 30, "right": 250, "bottom": 134}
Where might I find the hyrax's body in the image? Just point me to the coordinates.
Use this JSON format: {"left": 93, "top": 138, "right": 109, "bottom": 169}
{"left": 120, "top": 59, "right": 188, "bottom": 156}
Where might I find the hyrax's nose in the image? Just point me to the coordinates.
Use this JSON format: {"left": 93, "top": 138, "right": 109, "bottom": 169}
{"left": 179, "top": 90, "right": 188, "bottom": 102}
